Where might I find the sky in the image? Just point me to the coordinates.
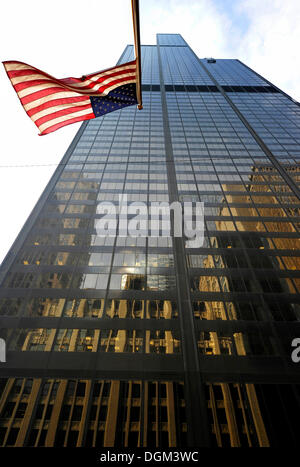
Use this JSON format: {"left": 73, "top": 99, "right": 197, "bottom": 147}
{"left": 0, "top": 0, "right": 299, "bottom": 265}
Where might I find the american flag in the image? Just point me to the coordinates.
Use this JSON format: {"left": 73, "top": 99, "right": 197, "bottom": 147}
{"left": 3, "top": 60, "right": 138, "bottom": 135}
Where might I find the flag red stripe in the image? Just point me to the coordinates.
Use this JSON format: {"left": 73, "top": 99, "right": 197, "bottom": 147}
{"left": 27, "top": 96, "right": 89, "bottom": 117}
{"left": 80, "top": 59, "right": 136, "bottom": 79}
{"left": 40, "top": 112, "right": 95, "bottom": 135}
{"left": 4, "top": 59, "right": 136, "bottom": 81}
{"left": 14, "top": 66, "right": 136, "bottom": 93}
{"left": 20, "top": 87, "right": 73, "bottom": 105}
{"left": 97, "top": 75, "right": 137, "bottom": 93}
{"left": 20, "top": 74, "right": 136, "bottom": 104}
{"left": 62, "top": 67, "right": 136, "bottom": 86}
{"left": 7, "top": 69, "right": 42, "bottom": 79}
{"left": 35, "top": 102, "right": 93, "bottom": 127}
{"left": 14, "top": 79, "right": 57, "bottom": 92}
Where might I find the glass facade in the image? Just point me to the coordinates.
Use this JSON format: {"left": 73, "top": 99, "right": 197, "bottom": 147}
{"left": 0, "top": 34, "right": 300, "bottom": 448}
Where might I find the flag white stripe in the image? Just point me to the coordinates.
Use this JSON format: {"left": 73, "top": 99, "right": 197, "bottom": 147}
{"left": 5, "top": 61, "right": 135, "bottom": 78}
{"left": 88, "top": 72, "right": 136, "bottom": 92}
{"left": 39, "top": 108, "right": 93, "bottom": 133}
{"left": 25, "top": 75, "right": 136, "bottom": 119}
{"left": 69, "top": 62, "right": 137, "bottom": 78}
{"left": 4, "top": 62, "right": 36, "bottom": 72}
{"left": 11, "top": 73, "right": 53, "bottom": 85}
{"left": 31, "top": 99, "right": 91, "bottom": 122}
{"left": 101, "top": 78, "right": 137, "bottom": 95}
{"left": 23, "top": 91, "right": 86, "bottom": 111}
{"left": 66, "top": 67, "right": 136, "bottom": 89}
{"left": 17, "top": 71, "right": 136, "bottom": 99}
{"left": 11, "top": 66, "right": 136, "bottom": 89}
{"left": 68, "top": 72, "right": 136, "bottom": 94}
{"left": 17, "top": 82, "right": 81, "bottom": 99}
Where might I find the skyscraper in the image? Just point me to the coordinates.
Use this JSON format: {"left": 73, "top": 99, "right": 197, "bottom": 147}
{"left": 0, "top": 33, "right": 300, "bottom": 448}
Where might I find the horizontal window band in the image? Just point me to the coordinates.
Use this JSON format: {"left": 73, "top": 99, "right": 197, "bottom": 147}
{"left": 28, "top": 227, "right": 300, "bottom": 238}
{"left": 0, "top": 366, "right": 297, "bottom": 384}
{"left": 0, "top": 288, "right": 178, "bottom": 300}
{"left": 0, "top": 317, "right": 181, "bottom": 330}
{"left": 2, "top": 317, "right": 298, "bottom": 333}
{"left": 194, "top": 319, "right": 300, "bottom": 333}
{"left": 0, "top": 354, "right": 298, "bottom": 383}
{"left": 0, "top": 352, "right": 183, "bottom": 376}
{"left": 189, "top": 267, "right": 300, "bottom": 278}
{"left": 18, "top": 245, "right": 300, "bottom": 257}
{"left": 165, "top": 85, "right": 219, "bottom": 93}
{"left": 161, "top": 85, "right": 278, "bottom": 93}
{"left": 1, "top": 290, "right": 300, "bottom": 307}
{"left": 222, "top": 85, "right": 279, "bottom": 93}
{"left": 141, "top": 84, "right": 161, "bottom": 91}
{"left": 0, "top": 367, "right": 185, "bottom": 381}
{"left": 190, "top": 291, "right": 300, "bottom": 301}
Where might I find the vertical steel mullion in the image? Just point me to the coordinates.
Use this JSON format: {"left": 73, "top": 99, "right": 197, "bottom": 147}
{"left": 156, "top": 39, "right": 211, "bottom": 447}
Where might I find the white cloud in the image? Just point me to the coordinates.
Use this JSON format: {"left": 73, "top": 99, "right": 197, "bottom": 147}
{"left": 235, "top": 0, "right": 300, "bottom": 100}
{"left": 141, "top": 0, "right": 233, "bottom": 57}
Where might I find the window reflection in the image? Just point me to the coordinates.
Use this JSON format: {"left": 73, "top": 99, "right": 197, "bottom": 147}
{"left": 146, "top": 330, "right": 181, "bottom": 354}
{"left": 8, "top": 328, "right": 181, "bottom": 354}
{"left": 54, "top": 329, "right": 99, "bottom": 352}
{"left": 110, "top": 274, "right": 145, "bottom": 290}
{"left": 189, "top": 164, "right": 300, "bottom": 300}
{"left": 197, "top": 329, "right": 277, "bottom": 356}
{"left": 147, "top": 275, "right": 176, "bottom": 290}
{"left": 0, "top": 378, "right": 187, "bottom": 447}
{"left": 105, "top": 299, "right": 178, "bottom": 319}
{"left": 0, "top": 298, "right": 24, "bottom": 316}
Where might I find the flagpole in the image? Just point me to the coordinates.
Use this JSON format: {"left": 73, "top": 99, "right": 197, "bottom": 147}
{"left": 131, "top": 0, "right": 143, "bottom": 110}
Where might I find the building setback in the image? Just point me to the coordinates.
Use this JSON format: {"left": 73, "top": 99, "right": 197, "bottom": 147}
{"left": 0, "top": 34, "right": 300, "bottom": 448}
